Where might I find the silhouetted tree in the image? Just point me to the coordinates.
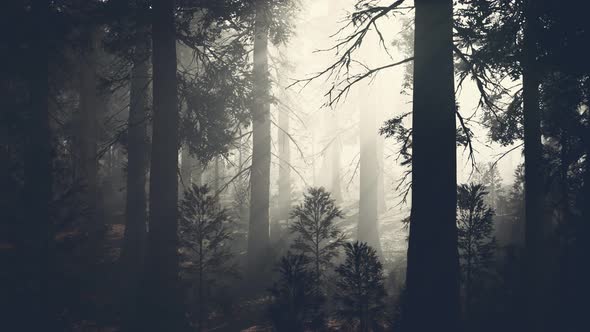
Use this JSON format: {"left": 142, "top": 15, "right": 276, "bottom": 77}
{"left": 334, "top": 241, "right": 387, "bottom": 332}
{"left": 457, "top": 184, "right": 497, "bottom": 312}
{"left": 179, "top": 185, "right": 237, "bottom": 331}
{"left": 120, "top": 33, "right": 150, "bottom": 330}
{"left": 140, "top": 0, "right": 186, "bottom": 330}
{"left": 22, "top": 0, "right": 52, "bottom": 329}
{"left": 290, "top": 187, "right": 345, "bottom": 284}
{"left": 405, "top": 1, "right": 461, "bottom": 331}
{"left": 268, "top": 253, "right": 316, "bottom": 332}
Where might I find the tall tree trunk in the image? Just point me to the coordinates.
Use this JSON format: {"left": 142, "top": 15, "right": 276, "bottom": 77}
{"left": 77, "top": 28, "right": 100, "bottom": 229}
{"left": 120, "top": 38, "right": 149, "bottom": 329}
{"left": 522, "top": 1, "right": 545, "bottom": 330}
{"left": 22, "top": 0, "right": 51, "bottom": 329}
{"left": 329, "top": 111, "right": 343, "bottom": 203}
{"left": 247, "top": 0, "right": 271, "bottom": 286}
{"left": 377, "top": 117, "right": 386, "bottom": 213}
{"left": 405, "top": 1, "right": 460, "bottom": 331}
{"left": 140, "top": 0, "right": 185, "bottom": 330}
{"left": 358, "top": 86, "right": 382, "bottom": 255}
{"left": 278, "top": 90, "right": 291, "bottom": 221}
{"left": 577, "top": 119, "right": 590, "bottom": 331}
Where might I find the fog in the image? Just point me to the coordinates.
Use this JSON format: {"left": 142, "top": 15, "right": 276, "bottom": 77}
{"left": 3, "top": 0, "right": 588, "bottom": 331}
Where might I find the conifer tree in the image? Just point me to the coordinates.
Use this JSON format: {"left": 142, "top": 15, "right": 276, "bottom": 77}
{"left": 334, "top": 241, "right": 387, "bottom": 332}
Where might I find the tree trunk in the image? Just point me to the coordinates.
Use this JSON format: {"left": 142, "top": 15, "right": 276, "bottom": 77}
{"left": 278, "top": 89, "right": 291, "bottom": 221}
{"left": 577, "top": 121, "right": 590, "bottom": 330}
{"left": 120, "top": 38, "right": 150, "bottom": 329}
{"left": 329, "top": 111, "right": 343, "bottom": 203}
{"left": 140, "top": 0, "right": 186, "bottom": 330}
{"left": 405, "top": 1, "right": 460, "bottom": 331}
{"left": 358, "top": 86, "right": 382, "bottom": 256}
{"left": 377, "top": 133, "right": 386, "bottom": 213}
{"left": 522, "top": 1, "right": 545, "bottom": 330}
{"left": 22, "top": 0, "right": 51, "bottom": 329}
{"left": 247, "top": 0, "right": 271, "bottom": 287}
{"left": 76, "top": 28, "right": 100, "bottom": 228}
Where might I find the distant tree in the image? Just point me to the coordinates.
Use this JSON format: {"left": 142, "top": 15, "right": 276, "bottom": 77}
{"left": 247, "top": 0, "right": 272, "bottom": 287}
{"left": 358, "top": 85, "right": 382, "bottom": 257}
{"left": 474, "top": 162, "right": 504, "bottom": 211}
{"left": 289, "top": 187, "right": 345, "bottom": 284}
{"left": 334, "top": 241, "right": 387, "bottom": 332}
{"left": 268, "top": 253, "right": 316, "bottom": 332}
{"left": 179, "top": 185, "right": 237, "bottom": 332}
{"left": 457, "top": 184, "right": 497, "bottom": 311}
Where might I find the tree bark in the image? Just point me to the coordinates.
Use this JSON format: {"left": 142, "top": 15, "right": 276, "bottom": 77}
{"left": 121, "top": 37, "right": 150, "bottom": 329}
{"left": 140, "top": 0, "right": 186, "bottom": 330}
{"left": 405, "top": 1, "right": 461, "bottom": 331}
{"left": 247, "top": 0, "right": 271, "bottom": 286}
{"left": 358, "top": 86, "right": 382, "bottom": 256}
{"left": 522, "top": 1, "right": 545, "bottom": 330}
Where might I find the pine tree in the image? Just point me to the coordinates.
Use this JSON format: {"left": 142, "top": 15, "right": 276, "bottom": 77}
{"left": 179, "top": 185, "right": 236, "bottom": 331}
{"left": 289, "top": 187, "right": 345, "bottom": 285}
{"left": 268, "top": 253, "right": 316, "bottom": 332}
{"left": 334, "top": 241, "right": 387, "bottom": 332}
{"left": 457, "top": 184, "right": 497, "bottom": 313}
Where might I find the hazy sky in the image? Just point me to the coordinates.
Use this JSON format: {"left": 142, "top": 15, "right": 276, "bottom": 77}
{"left": 293, "top": 0, "right": 521, "bottom": 182}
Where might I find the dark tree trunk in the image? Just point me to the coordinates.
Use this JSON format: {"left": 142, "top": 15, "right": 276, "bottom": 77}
{"left": 577, "top": 125, "right": 590, "bottom": 330}
{"left": 405, "top": 1, "right": 461, "bottom": 331}
{"left": 76, "top": 28, "right": 100, "bottom": 226}
{"left": 22, "top": 0, "right": 51, "bottom": 329}
{"left": 278, "top": 89, "right": 291, "bottom": 221}
{"left": 522, "top": 1, "right": 545, "bottom": 330}
{"left": 120, "top": 38, "right": 150, "bottom": 329}
{"left": 247, "top": 0, "right": 271, "bottom": 286}
{"left": 358, "top": 87, "right": 382, "bottom": 256}
{"left": 140, "top": 0, "right": 186, "bottom": 330}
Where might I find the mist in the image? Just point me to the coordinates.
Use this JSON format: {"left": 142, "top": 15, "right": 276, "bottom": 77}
{"left": 2, "top": 0, "right": 589, "bottom": 331}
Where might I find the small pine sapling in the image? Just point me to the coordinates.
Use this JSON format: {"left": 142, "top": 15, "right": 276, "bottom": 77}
{"left": 335, "top": 241, "right": 387, "bottom": 332}
{"left": 179, "top": 184, "right": 237, "bottom": 331}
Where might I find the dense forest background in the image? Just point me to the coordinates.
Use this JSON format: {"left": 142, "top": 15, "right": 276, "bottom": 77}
{"left": 1, "top": 0, "right": 589, "bottom": 331}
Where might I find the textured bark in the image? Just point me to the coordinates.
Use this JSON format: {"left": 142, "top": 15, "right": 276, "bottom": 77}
{"left": 121, "top": 39, "right": 149, "bottom": 329}
{"left": 405, "top": 1, "right": 461, "bottom": 331}
{"left": 247, "top": 0, "right": 271, "bottom": 285}
{"left": 522, "top": 1, "right": 545, "bottom": 330}
{"left": 140, "top": 0, "right": 186, "bottom": 330}
{"left": 358, "top": 86, "right": 382, "bottom": 256}
{"left": 22, "top": 0, "right": 51, "bottom": 329}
